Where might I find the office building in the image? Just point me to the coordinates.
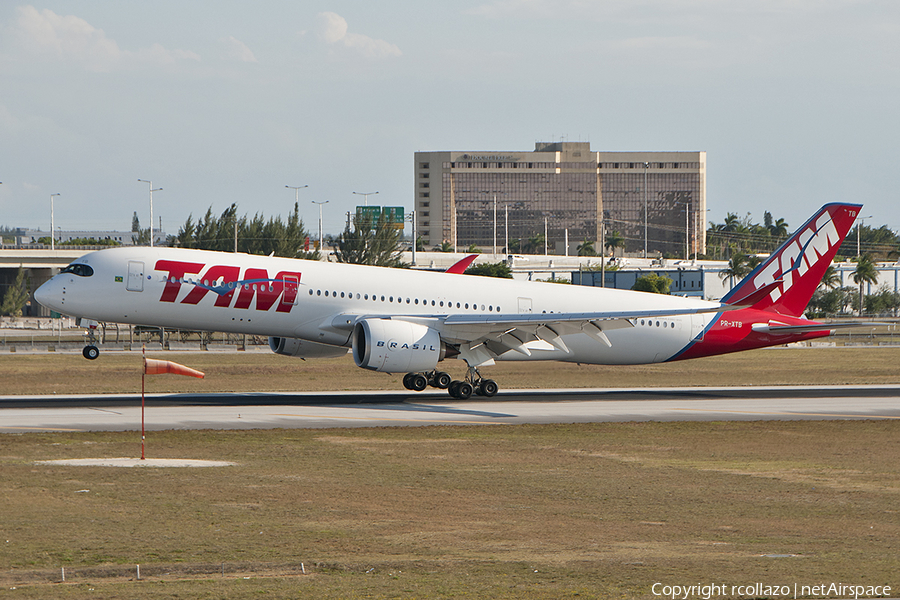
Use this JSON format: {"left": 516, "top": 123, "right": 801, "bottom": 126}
{"left": 414, "top": 142, "right": 706, "bottom": 257}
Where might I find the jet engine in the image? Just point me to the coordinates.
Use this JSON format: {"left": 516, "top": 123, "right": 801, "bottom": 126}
{"left": 268, "top": 337, "right": 349, "bottom": 359}
{"left": 352, "top": 318, "right": 445, "bottom": 373}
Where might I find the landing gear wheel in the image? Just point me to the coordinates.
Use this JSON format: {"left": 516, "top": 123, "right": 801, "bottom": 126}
{"left": 410, "top": 373, "right": 428, "bottom": 392}
{"left": 449, "top": 380, "right": 461, "bottom": 398}
{"left": 433, "top": 371, "right": 452, "bottom": 389}
{"left": 479, "top": 379, "right": 498, "bottom": 397}
{"left": 402, "top": 373, "right": 415, "bottom": 390}
{"left": 83, "top": 345, "right": 100, "bottom": 360}
{"left": 456, "top": 381, "right": 473, "bottom": 400}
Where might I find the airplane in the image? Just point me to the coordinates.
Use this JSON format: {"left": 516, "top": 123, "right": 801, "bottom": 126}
{"left": 35, "top": 203, "right": 873, "bottom": 399}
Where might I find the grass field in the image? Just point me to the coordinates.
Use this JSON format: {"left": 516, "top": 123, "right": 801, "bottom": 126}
{"left": 1, "top": 347, "right": 899, "bottom": 598}
{"left": 1, "top": 422, "right": 899, "bottom": 599}
{"left": 2, "top": 345, "right": 900, "bottom": 394}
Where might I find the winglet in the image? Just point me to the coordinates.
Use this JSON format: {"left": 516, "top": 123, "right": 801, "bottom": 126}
{"left": 445, "top": 254, "right": 478, "bottom": 274}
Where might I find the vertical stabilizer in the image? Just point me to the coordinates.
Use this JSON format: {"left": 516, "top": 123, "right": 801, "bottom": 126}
{"left": 721, "top": 203, "right": 861, "bottom": 317}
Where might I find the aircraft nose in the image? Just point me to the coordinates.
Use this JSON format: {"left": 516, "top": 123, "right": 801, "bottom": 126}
{"left": 34, "top": 278, "right": 61, "bottom": 312}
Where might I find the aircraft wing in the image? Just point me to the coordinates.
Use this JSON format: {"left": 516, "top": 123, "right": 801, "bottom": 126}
{"left": 329, "top": 283, "right": 784, "bottom": 367}
{"left": 329, "top": 297, "right": 752, "bottom": 368}
{"left": 436, "top": 303, "right": 733, "bottom": 364}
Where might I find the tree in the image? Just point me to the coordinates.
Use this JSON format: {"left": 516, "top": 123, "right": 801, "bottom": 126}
{"left": 577, "top": 240, "right": 596, "bottom": 257}
{"left": 466, "top": 243, "right": 481, "bottom": 254}
{"left": 335, "top": 212, "right": 405, "bottom": 267}
{"left": 604, "top": 230, "right": 624, "bottom": 256}
{"left": 131, "top": 212, "right": 150, "bottom": 245}
{"left": 433, "top": 241, "right": 454, "bottom": 253}
{"left": 464, "top": 262, "right": 512, "bottom": 278}
{"left": 521, "top": 232, "right": 545, "bottom": 255}
{"left": 852, "top": 254, "right": 879, "bottom": 314}
{"left": 820, "top": 264, "right": 841, "bottom": 290}
{"left": 864, "top": 286, "right": 900, "bottom": 317}
{"left": 174, "top": 203, "right": 316, "bottom": 259}
{"left": 632, "top": 272, "right": 672, "bottom": 294}
{"left": 719, "top": 252, "right": 753, "bottom": 288}
{"left": 1, "top": 266, "right": 30, "bottom": 318}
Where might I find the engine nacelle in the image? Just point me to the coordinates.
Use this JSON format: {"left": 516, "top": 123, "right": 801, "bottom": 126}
{"left": 268, "top": 337, "right": 349, "bottom": 359}
{"left": 352, "top": 318, "right": 444, "bottom": 373}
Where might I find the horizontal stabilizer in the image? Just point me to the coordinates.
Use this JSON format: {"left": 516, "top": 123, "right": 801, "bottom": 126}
{"left": 751, "top": 321, "right": 889, "bottom": 335}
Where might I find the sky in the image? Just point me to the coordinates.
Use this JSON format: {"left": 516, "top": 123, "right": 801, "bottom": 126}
{"left": 1, "top": 1, "right": 898, "bottom": 238}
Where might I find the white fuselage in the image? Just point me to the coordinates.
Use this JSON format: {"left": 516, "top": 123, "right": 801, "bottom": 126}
{"left": 35, "top": 246, "right": 717, "bottom": 365}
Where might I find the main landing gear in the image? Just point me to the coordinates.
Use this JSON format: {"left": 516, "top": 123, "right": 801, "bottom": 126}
{"left": 402, "top": 367, "right": 498, "bottom": 399}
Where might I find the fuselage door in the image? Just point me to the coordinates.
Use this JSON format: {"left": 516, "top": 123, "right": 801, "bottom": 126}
{"left": 690, "top": 313, "right": 705, "bottom": 341}
{"left": 517, "top": 297, "right": 533, "bottom": 314}
{"left": 283, "top": 275, "right": 299, "bottom": 305}
{"left": 126, "top": 261, "right": 144, "bottom": 292}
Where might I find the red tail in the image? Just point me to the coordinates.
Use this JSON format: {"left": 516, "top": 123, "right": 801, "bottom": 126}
{"left": 721, "top": 203, "right": 861, "bottom": 317}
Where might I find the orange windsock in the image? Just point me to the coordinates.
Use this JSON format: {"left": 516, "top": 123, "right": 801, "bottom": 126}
{"left": 143, "top": 358, "right": 205, "bottom": 378}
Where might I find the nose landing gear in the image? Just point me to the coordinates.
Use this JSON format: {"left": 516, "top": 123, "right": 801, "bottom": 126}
{"left": 82, "top": 326, "right": 100, "bottom": 360}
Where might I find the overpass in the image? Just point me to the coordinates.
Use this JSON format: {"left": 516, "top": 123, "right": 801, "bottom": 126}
{"left": 0, "top": 248, "right": 87, "bottom": 317}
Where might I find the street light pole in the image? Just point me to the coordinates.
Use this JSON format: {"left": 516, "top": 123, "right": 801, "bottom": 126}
{"left": 857, "top": 215, "right": 873, "bottom": 257}
{"left": 505, "top": 205, "right": 509, "bottom": 257}
{"left": 312, "top": 200, "right": 329, "bottom": 253}
{"left": 493, "top": 196, "right": 498, "bottom": 257}
{"left": 643, "top": 162, "right": 649, "bottom": 258}
{"left": 353, "top": 191, "right": 379, "bottom": 207}
{"left": 285, "top": 185, "right": 308, "bottom": 206}
{"left": 50, "top": 193, "right": 60, "bottom": 251}
{"left": 138, "top": 180, "right": 162, "bottom": 247}
{"left": 544, "top": 216, "right": 548, "bottom": 256}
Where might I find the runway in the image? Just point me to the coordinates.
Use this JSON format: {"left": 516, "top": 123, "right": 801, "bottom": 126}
{"left": 2, "top": 385, "right": 899, "bottom": 432}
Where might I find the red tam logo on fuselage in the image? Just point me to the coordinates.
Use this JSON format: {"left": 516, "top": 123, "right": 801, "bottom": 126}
{"left": 155, "top": 260, "right": 301, "bottom": 313}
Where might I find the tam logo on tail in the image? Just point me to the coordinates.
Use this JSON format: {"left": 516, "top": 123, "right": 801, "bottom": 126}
{"left": 722, "top": 203, "right": 861, "bottom": 317}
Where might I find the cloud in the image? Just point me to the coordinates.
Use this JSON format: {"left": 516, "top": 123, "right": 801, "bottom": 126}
{"left": 11, "top": 5, "right": 199, "bottom": 71}
{"left": 316, "top": 12, "right": 401, "bottom": 60}
{"left": 222, "top": 36, "right": 258, "bottom": 63}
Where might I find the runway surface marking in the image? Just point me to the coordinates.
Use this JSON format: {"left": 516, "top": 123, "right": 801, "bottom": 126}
{"left": 3, "top": 426, "right": 85, "bottom": 432}
{"left": 270, "top": 413, "right": 503, "bottom": 425}
{"left": 672, "top": 408, "right": 900, "bottom": 419}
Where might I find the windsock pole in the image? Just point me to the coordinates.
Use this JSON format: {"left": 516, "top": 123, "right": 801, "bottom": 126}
{"left": 141, "top": 346, "right": 146, "bottom": 460}
{"left": 140, "top": 350, "right": 204, "bottom": 460}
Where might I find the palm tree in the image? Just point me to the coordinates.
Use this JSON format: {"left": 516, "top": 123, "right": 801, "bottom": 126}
{"left": 852, "top": 254, "right": 879, "bottom": 314}
{"left": 719, "top": 252, "right": 752, "bottom": 289}
{"left": 820, "top": 264, "right": 841, "bottom": 290}
{"left": 604, "top": 230, "right": 624, "bottom": 256}
{"left": 577, "top": 240, "right": 596, "bottom": 257}
{"left": 769, "top": 217, "right": 789, "bottom": 239}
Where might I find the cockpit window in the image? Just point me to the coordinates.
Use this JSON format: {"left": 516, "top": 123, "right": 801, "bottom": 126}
{"left": 60, "top": 263, "right": 94, "bottom": 277}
